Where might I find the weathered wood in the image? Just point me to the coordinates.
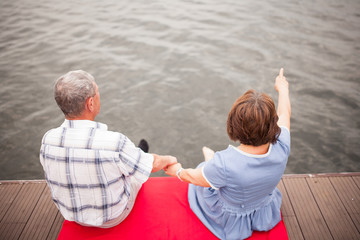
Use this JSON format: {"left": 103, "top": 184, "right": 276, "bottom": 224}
{"left": 277, "top": 180, "right": 304, "bottom": 240}
{"left": 278, "top": 180, "right": 294, "bottom": 217}
{"left": 0, "top": 182, "right": 46, "bottom": 240}
{"left": 283, "top": 177, "right": 332, "bottom": 240}
{"left": 329, "top": 176, "right": 360, "bottom": 233}
{"left": 307, "top": 177, "right": 359, "bottom": 239}
{"left": 0, "top": 183, "right": 22, "bottom": 222}
{"left": 46, "top": 212, "right": 64, "bottom": 240}
{"left": 18, "top": 187, "right": 60, "bottom": 240}
{"left": 1, "top": 174, "right": 360, "bottom": 240}
{"left": 283, "top": 172, "right": 360, "bottom": 178}
{"left": 353, "top": 176, "right": 360, "bottom": 189}
{"left": 282, "top": 216, "right": 304, "bottom": 240}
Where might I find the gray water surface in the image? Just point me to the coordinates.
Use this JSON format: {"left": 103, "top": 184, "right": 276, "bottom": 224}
{"left": 0, "top": 0, "right": 359, "bottom": 180}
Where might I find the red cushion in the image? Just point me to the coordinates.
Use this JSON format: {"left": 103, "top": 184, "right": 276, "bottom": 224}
{"left": 58, "top": 177, "right": 288, "bottom": 240}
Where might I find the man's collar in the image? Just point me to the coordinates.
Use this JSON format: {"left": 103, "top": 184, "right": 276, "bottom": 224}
{"left": 61, "top": 119, "right": 108, "bottom": 130}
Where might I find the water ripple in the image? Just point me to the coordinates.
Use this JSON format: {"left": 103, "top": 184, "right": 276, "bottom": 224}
{"left": 0, "top": 0, "right": 359, "bottom": 179}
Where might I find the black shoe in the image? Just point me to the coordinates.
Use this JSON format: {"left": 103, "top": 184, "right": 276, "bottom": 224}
{"left": 138, "top": 139, "right": 149, "bottom": 153}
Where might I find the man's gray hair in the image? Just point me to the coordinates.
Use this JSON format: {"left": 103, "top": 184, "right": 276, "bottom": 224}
{"left": 54, "top": 70, "right": 96, "bottom": 117}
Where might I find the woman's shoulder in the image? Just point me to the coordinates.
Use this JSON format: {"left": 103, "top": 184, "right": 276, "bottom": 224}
{"left": 212, "top": 146, "right": 242, "bottom": 160}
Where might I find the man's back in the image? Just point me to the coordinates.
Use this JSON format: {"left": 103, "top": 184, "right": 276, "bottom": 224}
{"left": 41, "top": 70, "right": 176, "bottom": 228}
{"left": 40, "top": 119, "right": 153, "bottom": 226}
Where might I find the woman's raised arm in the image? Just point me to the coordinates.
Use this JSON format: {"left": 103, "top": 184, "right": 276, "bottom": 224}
{"left": 275, "top": 68, "right": 291, "bottom": 130}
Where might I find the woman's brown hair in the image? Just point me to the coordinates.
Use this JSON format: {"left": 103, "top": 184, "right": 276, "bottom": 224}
{"left": 227, "top": 90, "right": 281, "bottom": 146}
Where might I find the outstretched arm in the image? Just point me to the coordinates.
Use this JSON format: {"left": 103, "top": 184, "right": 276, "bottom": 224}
{"left": 151, "top": 154, "right": 177, "bottom": 173}
{"left": 164, "top": 163, "right": 211, "bottom": 187}
{"left": 275, "top": 68, "right": 291, "bottom": 130}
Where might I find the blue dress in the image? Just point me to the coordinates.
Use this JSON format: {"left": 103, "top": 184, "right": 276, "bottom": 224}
{"left": 188, "top": 127, "right": 290, "bottom": 240}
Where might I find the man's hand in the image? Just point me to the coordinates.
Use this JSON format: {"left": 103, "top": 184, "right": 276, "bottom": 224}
{"left": 162, "top": 156, "right": 178, "bottom": 170}
{"left": 151, "top": 154, "right": 177, "bottom": 173}
{"left": 164, "top": 163, "right": 182, "bottom": 177}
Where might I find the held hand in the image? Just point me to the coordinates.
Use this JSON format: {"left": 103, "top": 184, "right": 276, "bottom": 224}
{"left": 163, "top": 156, "right": 178, "bottom": 169}
{"left": 151, "top": 154, "right": 177, "bottom": 173}
{"left": 164, "top": 163, "right": 182, "bottom": 177}
{"left": 275, "top": 68, "right": 289, "bottom": 93}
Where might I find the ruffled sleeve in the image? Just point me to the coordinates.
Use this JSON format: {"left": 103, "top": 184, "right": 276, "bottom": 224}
{"left": 202, "top": 152, "right": 226, "bottom": 190}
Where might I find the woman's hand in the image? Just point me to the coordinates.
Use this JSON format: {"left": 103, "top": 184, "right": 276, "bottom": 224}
{"left": 164, "top": 163, "right": 182, "bottom": 177}
{"left": 275, "top": 68, "right": 289, "bottom": 93}
{"left": 275, "top": 68, "right": 291, "bottom": 130}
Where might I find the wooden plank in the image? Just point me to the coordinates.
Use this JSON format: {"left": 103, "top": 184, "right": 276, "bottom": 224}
{"left": 283, "top": 217, "right": 304, "bottom": 240}
{"left": 46, "top": 212, "right": 64, "bottom": 240}
{"left": 0, "top": 183, "right": 22, "bottom": 222}
{"left": 283, "top": 172, "right": 360, "bottom": 178}
{"left": 307, "top": 177, "right": 359, "bottom": 239}
{"left": 329, "top": 176, "right": 360, "bottom": 233}
{"left": 278, "top": 180, "right": 295, "bottom": 217}
{"left": 283, "top": 177, "right": 332, "bottom": 240}
{"left": 18, "top": 186, "right": 60, "bottom": 240}
{"left": 277, "top": 180, "right": 304, "bottom": 240}
{"left": 0, "top": 182, "right": 46, "bottom": 240}
{"left": 353, "top": 176, "right": 360, "bottom": 189}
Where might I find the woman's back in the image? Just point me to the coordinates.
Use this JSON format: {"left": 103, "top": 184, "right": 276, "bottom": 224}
{"left": 189, "top": 126, "right": 290, "bottom": 239}
{"left": 217, "top": 127, "right": 290, "bottom": 206}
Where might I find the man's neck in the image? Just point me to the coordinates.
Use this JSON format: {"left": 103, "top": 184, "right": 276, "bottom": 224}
{"left": 65, "top": 114, "right": 95, "bottom": 121}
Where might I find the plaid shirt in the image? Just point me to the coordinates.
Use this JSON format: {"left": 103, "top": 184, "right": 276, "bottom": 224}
{"left": 40, "top": 120, "right": 153, "bottom": 226}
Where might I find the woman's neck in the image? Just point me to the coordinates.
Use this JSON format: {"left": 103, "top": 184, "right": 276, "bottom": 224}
{"left": 238, "top": 143, "right": 270, "bottom": 155}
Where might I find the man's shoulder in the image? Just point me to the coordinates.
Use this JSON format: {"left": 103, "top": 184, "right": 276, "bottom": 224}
{"left": 94, "top": 128, "right": 126, "bottom": 141}
{"left": 40, "top": 126, "right": 65, "bottom": 146}
{"left": 42, "top": 125, "right": 125, "bottom": 139}
{"left": 42, "top": 126, "right": 64, "bottom": 138}
{"left": 41, "top": 121, "right": 129, "bottom": 151}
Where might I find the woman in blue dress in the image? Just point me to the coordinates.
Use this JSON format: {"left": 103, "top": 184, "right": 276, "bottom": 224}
{"left": 165, "top": 68, "right": 291, "bottom": 240}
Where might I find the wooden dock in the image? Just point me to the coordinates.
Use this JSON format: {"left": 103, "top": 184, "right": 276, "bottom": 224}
{"left": 0, "top": 173, "right": 359, "bottom": 240}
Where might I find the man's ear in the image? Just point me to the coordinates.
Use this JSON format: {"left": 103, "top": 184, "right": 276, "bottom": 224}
{"left": 86, "top": 97, "right": 94, "bottom": 112}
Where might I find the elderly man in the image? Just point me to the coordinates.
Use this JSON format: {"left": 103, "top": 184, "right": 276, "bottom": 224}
{"left": 40, "top": 70, "right": 177, "bottom": 228}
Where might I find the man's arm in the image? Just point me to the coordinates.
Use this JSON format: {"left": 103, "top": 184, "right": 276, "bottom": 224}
{"left": 151, "top": 154, "right": 177, "bottom": 173}
{"left": 275, "top": 68, "right": 291, "bottom": 130}
{"left": 164, "top": 163, "right": 211, "bottom": 187}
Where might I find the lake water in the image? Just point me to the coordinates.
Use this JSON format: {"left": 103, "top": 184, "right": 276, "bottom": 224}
{"left": 0, "top": 0, "right": 359, "bottom": 180}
